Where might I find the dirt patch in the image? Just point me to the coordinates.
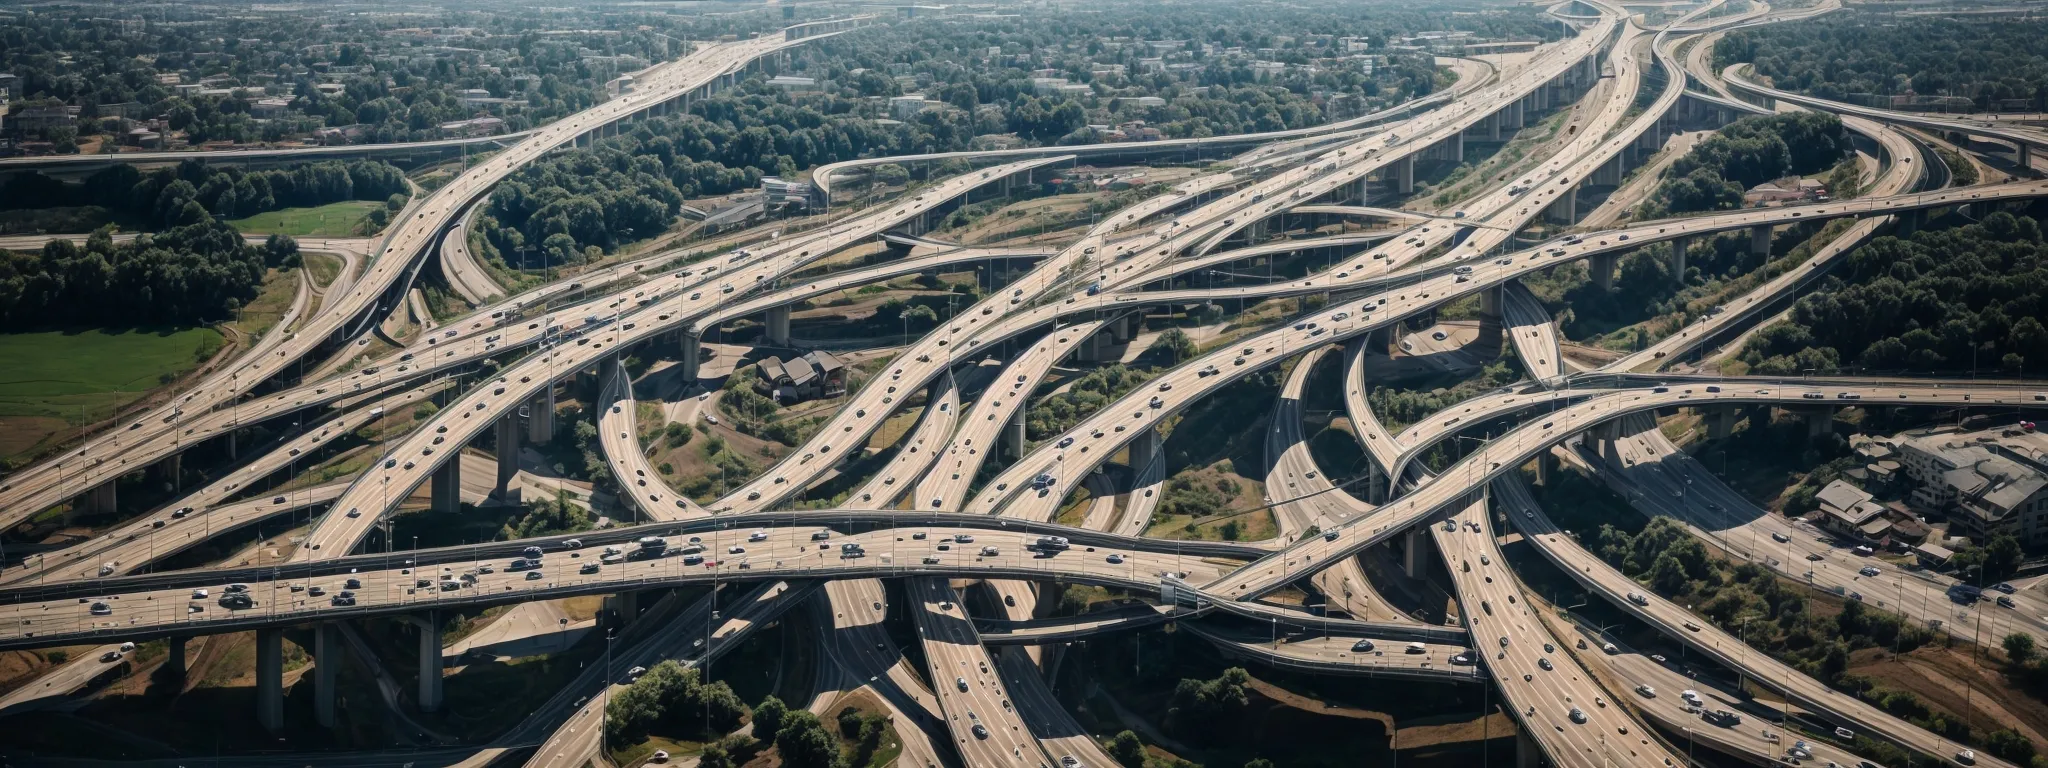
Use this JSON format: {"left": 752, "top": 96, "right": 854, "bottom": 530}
{"left": 1849, "top": 644, "right": 2048, "bottom": 751}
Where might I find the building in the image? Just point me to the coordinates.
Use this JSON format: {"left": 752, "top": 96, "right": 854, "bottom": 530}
{"left": 1742, "top": 183, "right": 1805, "bottom": 205}
{"left": 1118, "top": 96, "right": 1166, "bottom": 109}
{"left": 7, "top": 105, "right": 77, "bottom": 138}
{"left": 251, "top": 97, "right": 292, "bottom": 119}
{"left": 761, "top": 177, "right": 814, "bottom": 207}
{"left": 752, "top": 351, "right": 848, "bottom": 403}
{"left": 890, "top": 94, "right": 932, "bottom": 121}
{"left": 1813, "top": 480, "right": 1893, "bottom": 542}
{"left": 766, "top": 75, "right": 817, "bottom": 91}
{"left": 1897, "top": 424, "right": 2048, "bottom": 547}
{"left": 457, "top": 88, "right": 496, "bottom": 107}
{"left": 438, "top": 117, "right": 507, "bottom": 137}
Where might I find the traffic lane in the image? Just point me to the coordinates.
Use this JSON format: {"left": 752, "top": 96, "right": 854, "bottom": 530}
{"left": 1178, "top": 622, "right": 1476, "bottom": 678}
{"left": 1434, "top": 497, "right": 1681, "bottom": 768}
{"left": 912, "top": 578, "right": 1049, "bottom": 768}
{"left": 1208, "top": 383, "right": 2046, "bottom": 601}
{"left": 305, "top": 157, "right": 1072, "bottom": 551}
{"left": 919, "top": 320, "right": 1101, "bottom": 512}
{"left": 1, "top": 528, "right": 1240, "bottom": 647}
{"left": 846, "top": 376, "right": 958, "bottom": 510}
{"left": 1504, "top": 476, "right": 2015, "bottom": 768}
{"left": 994, "top": 644, "right": 1122, "bottom": 768}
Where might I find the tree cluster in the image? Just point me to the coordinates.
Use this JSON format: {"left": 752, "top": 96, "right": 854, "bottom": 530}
{"left": 498, "top": 490, "right": 593, "bottom": 540}
{"left": 1737, "top": 212, "right": 2048, "bottom": 375}
{"left": 1717, "top": 16, "right": 2048, "bottom": 111}
{"left": 0, "top": 220, "right": 266, "bottom": 331}
{"left": 1024, "top": 363, "right": 1159, "bottom": 440}
{"left": 601, "top": 661, "right": 746, "bottom": 747}
{"left": 1, "top": 159, "right": 408, "bottom": 226}
{"left": 1651, "top": 112, "right": 1849, "bottom": 215}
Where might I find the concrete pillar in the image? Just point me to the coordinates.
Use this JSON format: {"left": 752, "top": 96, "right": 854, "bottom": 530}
{"left": 1510, "top": 99, "right": 1525, "bottom": 129}
{"left": 156, "top": 453, "right": 182, "bottom": 492}
{"left": 431, "top": 459, "right": 462, "bottom": 514}
{"left": 1806, "top": 407, "right": 1834, "bottom": 442}
{"left": 1517, "top": 730, "right": 1541, "bottom": 768}
{"left": 81, "top": 481, "right": 117, "bottom": 517}
{"left": 765, "top": 305, "right": 792, "bottom": 346}
{"left": 527, "top": 387, "right": 556, "bottom": 444}
{"left": 1709, "top": 406, "right": 1738, "bottom": 441}
{"left": 1898, "top": 209, "right": 1924, "bottom": 235}
{"left": 418, "top": 611, "right": 444, "bottom": 712}
{"left": 494, "top": 414, "right": 521, "bottom": 499}
{"left": 1403, "top": 527, "right": 1429, "bottom": 579}
{"left": 1489, "top": 111, "right": 1503, "bottom": 141}
{"left": 1366, "top": 460, "right": 1388, "bottom": 504}
{"left": 1589, "top": 253, "right": 1616, "bottom": 292}
{"left": 1750, "top": 225, "right": 1772, "bottom": 257}
{"left": 1533, "top": 450, "right": 1557, "bottom": 487}
{"left": 679, "top": 331, "right": 702, "bottom": 383}
{"left": 1445, "top": 133, "right": 1464, "bottom": 164}
{"left": 1477, "top": 287, "right": 1504, "bottom": 354}
{"left": 165, "top": 636, "right": 188, "bottom": 687}
{"left": 1545, "top": 185, "right": 1575, "bottom": 224}
{"left": 2021, "top": 144, "right": 2032, "bottom": 170}
{"left": 1128, "top": 427, "right": 1161, "bottom": 469}
{"left": 1365, "top": 328, "right": 1392, "bottom": 356}
{"left": 314, "top": 623, "right": 338, "bottom": 728}
{"left": 1395, "top": 155, "right": 1415, "bottom": 195}
{"left": 1599, "top": 153, "right": 1624, "bottom": 186}
{"left": 1671, "top": 236, "right": 1689, "bottom": 284}
{"left": 1006, "top": 408, "right": 1027, "bottom": 459}
{"left": 256, "top": 628, "right": 284, "bottom": 731}
{"left": 605, "top": 591, "right": 641, "bottom": 627}
{"left": 1111, "top": 313, "right": 1134, "bottom": 344}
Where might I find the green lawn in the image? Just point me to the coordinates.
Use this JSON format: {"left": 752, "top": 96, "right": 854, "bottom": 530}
{"left": 0, "top": 328, "right": 222, "bottom": 462}
{"left": 228, "top": 200, "right": 385, "bottom": 237}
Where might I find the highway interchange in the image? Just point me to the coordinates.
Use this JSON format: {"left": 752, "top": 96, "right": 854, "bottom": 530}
{"left": 5, "top": 3, "right": 2048, "bottom": 768}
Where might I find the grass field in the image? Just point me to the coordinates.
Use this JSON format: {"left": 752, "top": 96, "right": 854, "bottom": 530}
{"left": 222, "top": 267, "right": 301, "bottom": 341}
{"left": 228, "top": 200, "right": 384, "bottom": 237}
{"left": 0, "top": 327, "right": 222, "bottom": 462}
{"left": 303, "top": 251, "right": 343, "bottom": 289}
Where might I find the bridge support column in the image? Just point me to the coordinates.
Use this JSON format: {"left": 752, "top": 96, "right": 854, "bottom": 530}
{"left": 765, "top": 305, "right": 792, "bottom": 346}
{"left": 605, "top": 590, "right": 641, "bottom": 627}
{"left": 431, "top": 459, "right": 462, "bottom": 514}
{"left": 418, "top": 611, "right": 444, "bottom": 713}
{"left": 1006, "top": 408, "right": 1027, "bottom": 459}
{"left": 1111, "top": 313, "right": 1135, "bottom": 344}
{"left": 256, "top": 628, "right": 284, "bottom": 731}
{"left": 1898, "top": 209, "right": 1924, "bottom": 235}
{"left": 1544, "top": 185, "right": 1575, "bottom": 225}
{"left": 1365, "top": 327, "right": 1392, "bottom": 356}
{"left": 1395, "top": 155, "right": 1415, "bottom": 195}
{"left": 1671, "top": 236, "right": 1689, "bottom": 284}
{"left": 165, "top": 636, "right": 188, "bottom": 687}
{"left": 679, "top": 331, "right": 702, "bottom": 383}
{"left": 1516, "top": 729, "right": 1541, "bottom": 768}
{"left": 1709, "top": 406, "right": 1739, "bottom": 441}
{"left": 527, "top": 387, "right": 556, "bottom": 444}
{"left": 1805, "top": 407, "right": 1835, "bottom": 443}
{"left": 1595, "top": 153, "right": 1624, "bottom": 186}
{"left": 314, "top": 623, "right": 338, "bottom": 728}
{"left": 228, "top": 429, "right": 237, "bottom": 460}
{"left": 1403, "top": 527, "right": 1429, "bottom": 579}
{"left": 1366, "top": 460, "right": 1388, "bottom": 504}
{"left": 1589, "top": 421, "right": 1622, "bottom": 465}
{"left": 1443, "top": 133, "right": 1464, "bottom": 164}
{"left": 1589, "top": 252, "right": 1616, "bottom": 292}
{"left": 2021, "top": 144, "right": 2033, "bottom": 170}
{"left": 1488, "top": 111, "right": 1503, "bottom": 141}
{"left": 1477, "top": 286, "right": 1504, "bottom": 355}
{"left": 80, "top": 481, "right": 117, "bottom": 517}
{"left": 155, "top": 453, "right": 182, "bottom": 492}
{"left": 1533, "top": 449, "right": 1557, "bottom": 487}
{"left": 494, "top": 414, "right": 521, "bottom": 500}
{"left": 1128, "top": 427, "right": 1161, "bottom": 470}
{"left": 1750, "top": 225, "right": 1772, "bottom": 257}
{"left": 1509, "top": 98, "right": 1526, "bottom": 129}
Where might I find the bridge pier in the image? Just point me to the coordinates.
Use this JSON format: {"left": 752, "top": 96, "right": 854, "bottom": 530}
{"left": 1487, "top": 111, "right": 1503, "bottom": 141}
{"left": 1588, "top": 420, "right": 1623, "bottom": 465}
{"left": 494, "top": 414, "right": 521, "bottom": 500}
{"left": 1128, "top": 427, "right": 1161, "bottom": 470}
{"left": 155, "top": 454, "right": 182, "bottom": 492}
{"left": 1670, "top": 236, "right": 1689, "bottom": 284}
{"left": 1805, "top": 407, "right": 1835, "bottom": 443}
{"left": 314, "top": 623, "right": 339, "bottom": 728}
{"left": 1749, "top": 225, "right": 1772, "bottom": 257}
{"left": 1476, "top": 286, "right": 1504, "bottom": 356}
{"left": 765, "top": 305, "right": 792, "bottom": 346}
{"left": 1509, "top": 98, "right": 1526, "bottom": 129}
{"left": 80, "top": 481, "right": 118, "bottom": 518}
{"left": 1366, "top": 460, "right": 1388, "bottom": 504}
{"left": 417, "top": 611, "right": 444, "bottom": 712}
{"left": 1593, "top": 153, "right": 1624, "bottom": 186}
{"left": 1544, "top": 185, "right": 1575, "bottom": 224}
{"left": 1708, "top": 406, "right": 1739, "bottom": 441}
{"left": 1395, "top": 155, "right": 1415, "bottom": 195}
{"left": 1006, "top": 408, "right": 1027, "bottom": 459}
{"left": 431, "top": 459, "right": 462, "bottom": 514}
{"left": 256, "top": 627, "right": 285, "bottom": 731}
{"left": 2022, "top": 144, "right": 2033, "bottom": 170}
{"left": 1532, "top": 449, "right": 1557, "bottom": 487}
{"left": 1402, "top": 527, "right": 1430, "bottom": 579}
{"left": 1517, "top": 729, "right": 1542, "bottom": 768}
{"left": 1365, "top": 327, "right": 1392, "bottom": 356}
{"left": 679, "top": 331, "right": 703, "bottom": 383}
{"left": 605, "top": 590, "right": 641, "bottom": 627}
{"left": 1588, "top": 252, "right": 1616, "bottom": 292}
{"left": 165, "top": 636, "right": 188, "bottom": 687}
{"left": 1897, "top": 209, "right": 1925, "bottom": 235}
{"left": 528, "top": 387, "right": 556, "bottom": 444}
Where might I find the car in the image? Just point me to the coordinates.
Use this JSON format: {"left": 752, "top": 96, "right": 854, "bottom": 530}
{"left": 1106, "top": 554, "right": 1124, "bottom": 564}
{"left": 1352, "top": 639, "right": 1375, "bottom": 652}
{"left": 1999, "top": 596, "right": 2017, "bottom": 608}
{"left": 651, "top": 750, "right": 670, "bottom": 764}
{"left": 1538, "top": 658, "right": 1553, "bottom": 671}
{"left": 1834, "top": 727, "right": 1855, "bottom": 740}
{"left": 1994, "top": 583, "right": 2017, "bottom": 594}
{"left": 1957, "top": 749, "right": 1978, "bottom": 765}
{"left": 957, "top": 677, "right": 969, "bottom": 692}
{"left": 1061, "top": 757, "right": 1081, "bottom": 768}
{"left": 1569, "top": 708, "right": 1586, "bottom": 724}
{"left": 1635, "top": 685, "right": 1656, "bottom": 698}
{"left": 100, "top": 651, "right": 123, "bottom": 663}
{"left": 729, "top": 546, "right": 746, "bottom": 554}
{"left": 191, "top": 588, "right": 209, "bottom": 599}
{"left": 1859, "top": 566, "right": 1881, "bottom": 577}
{"left": 526, "top": 571, "right": 544, "bottom": 580}
{"left": 1680, "top": 690, "right": 1703, "bottom": 705}
{"left": 1806, "top": 552, "right": 1824, "bottom": 561}
{"left": 972, "top": 724, "right": 990, "bottom": 739}
{"left": 923, "top": 556, "right": 942, "bottom": 565}
{"left": 1771, "top": 532, "right": 1790, "bottom": 543}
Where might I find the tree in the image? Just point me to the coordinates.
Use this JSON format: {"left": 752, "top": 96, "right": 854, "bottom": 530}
{"left": 1149, "top": 328, "right": 1197, "bottom": 363}
{"left": 751, "top": 695, "right": 789, "bottom": 742}
{"left": 2005, "top": 632, "right": 2035, "bottom": 665}
{"left": 873, "top": 163, "right": 910, "bottom": 187}
{"left": 1108, "top": 730, "right": 1147, "bottom": 768}
{"left": 774, "top": 710, "right": 841, "bottom": 768}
